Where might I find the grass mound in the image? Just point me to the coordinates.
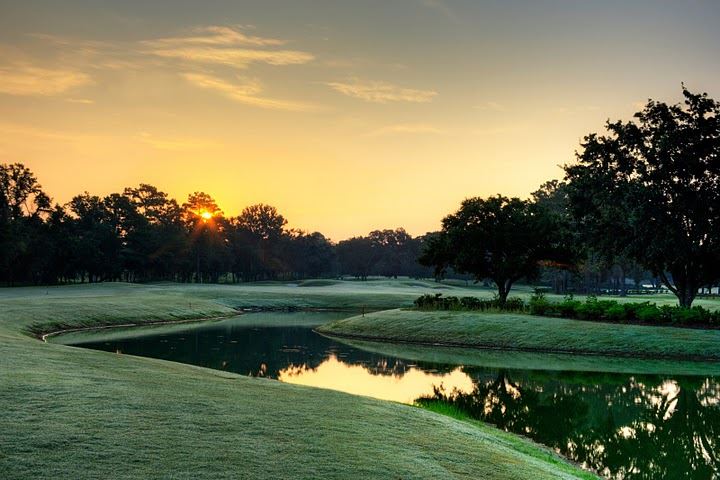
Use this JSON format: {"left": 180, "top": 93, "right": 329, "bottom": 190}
{"left": 318, "top": 309, "right": 720, "bottom": 360}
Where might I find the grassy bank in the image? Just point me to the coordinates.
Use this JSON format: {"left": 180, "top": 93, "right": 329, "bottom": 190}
{"left": 0, "top": 282, "right": 595, "bottom": 479}
{"left": 318, "top": 309, "right": 720, "bottom": 360}
{"left": 336, "top": 338, "right": 720, "bottom": 376}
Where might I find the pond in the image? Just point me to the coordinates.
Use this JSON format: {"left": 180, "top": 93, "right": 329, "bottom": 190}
{"left": 62, "top": 312, "right": 719, "bottom": 479}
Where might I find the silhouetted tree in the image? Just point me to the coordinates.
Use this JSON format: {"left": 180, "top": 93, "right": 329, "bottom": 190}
{"left": 565, "top": 87, "right": 720, "bottom": 307}
{"left": 236, "top": 204, "right": 287, "bottom": 241}
{"left": 337, "top": 236, "right": 374, "bottom": 280}
{"left": 420, "top": 195, "right": 569, "bottom": 303}
{"left": 66, "top": 193, "right": 122, "bottom": 282}
{"left": 367, "top": 228, "right": 414, "bottom": 278}
{"left": 122, "top": 184, "right": 186, "bottom": 280}
{"left": 0, "top": 163, "right": 51, "bottom": 285}
{"left": 181, "top": 192, "right": 228, "bottom": 282}
{"left": 283, "top": 231, "right": 336, "bottom": 279}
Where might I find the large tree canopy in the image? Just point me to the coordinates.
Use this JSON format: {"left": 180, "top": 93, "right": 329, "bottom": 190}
{"left": 564, "top": 87, "right": 720, "bottom": 307}
{"left": 420, "top": 195, "right": 569, "bottom": 303}
{"left": 235, "top": 203, "right": 287, "bottom": 241}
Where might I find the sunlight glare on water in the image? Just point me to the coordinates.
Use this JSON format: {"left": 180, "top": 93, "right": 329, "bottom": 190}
{"left": 278, "top": 354, "right": 475, "bottom": 403}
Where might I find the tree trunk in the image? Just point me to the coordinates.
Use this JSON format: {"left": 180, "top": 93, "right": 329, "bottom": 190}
{"left": 677, "top": 285, "right": 696, "bottom": 308}
{"left": 659, "top": 271, "right": 696, "bottom": 308}
{"left": 496, "top": 278, "right": 512, "bottom": 305}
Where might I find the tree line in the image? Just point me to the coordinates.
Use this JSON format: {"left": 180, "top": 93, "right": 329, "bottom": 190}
{"left": 0, "top": 174, "right": 433, "bottom": 285}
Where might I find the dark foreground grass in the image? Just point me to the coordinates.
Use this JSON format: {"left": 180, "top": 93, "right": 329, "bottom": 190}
{"left": 318, "top": 309, "right": 720, "bottom": 360}
{"left": 0, "top": 282, "right": 595, "bottom": 479}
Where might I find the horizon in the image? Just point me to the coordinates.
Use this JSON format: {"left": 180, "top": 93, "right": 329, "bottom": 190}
{"left": 3, "top": 0, "right": 720, "bottom": 239}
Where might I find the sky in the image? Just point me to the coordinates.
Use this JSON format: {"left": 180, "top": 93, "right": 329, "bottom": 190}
{"left": 1, "top": 0, "right": 720, "bottom": 240}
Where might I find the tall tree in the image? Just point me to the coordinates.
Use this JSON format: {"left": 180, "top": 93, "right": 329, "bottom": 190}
{"left": 420, "top": 195, "right": 569, "bottom": 303}
{"left": 337, "top": 236, "right": 374, "bottom": 280}
{"left": 0, "top": 163, "right": 51, "bottom": 284}
{"left": 123, "top": 184, "right": 185, "bottom": 280}
{"left": 367, "top": 228, "right": 414, "bottom": 278}
{"left": 565, "top": 87, "right": 720, "bottom": 307}
{"left": 236, "top": 204, "right": 287, "bottom": 241}
{"left": 181, "top": 192, "right": 227, "bottom": 283}
{"left": 67, "top": 193, "right": 122, "bottom": 282}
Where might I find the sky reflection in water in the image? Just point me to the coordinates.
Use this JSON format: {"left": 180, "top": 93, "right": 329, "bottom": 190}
{"left": 278, "top": 354, "right": 474, "bottom": 403}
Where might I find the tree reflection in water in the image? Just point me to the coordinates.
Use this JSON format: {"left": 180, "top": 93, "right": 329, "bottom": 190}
{"left": 419, "top": 370, "right": 720, "bottom": 479}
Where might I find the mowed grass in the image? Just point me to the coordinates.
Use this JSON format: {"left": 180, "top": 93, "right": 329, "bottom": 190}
{"left": 0, "top": 282, "right": 596, "bottom": 480}
{"left": 336, "top": 338, "right": 720, "bottom": 376}
{"left": 318, "top": 309, "right": 720, "bottom": 360}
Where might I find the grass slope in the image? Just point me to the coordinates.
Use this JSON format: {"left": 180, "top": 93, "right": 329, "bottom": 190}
{"left": 336, "top": 338, "right": 720, "bottom": 376}
{"left": 0, "top": 282, "right": 595, "bottom": 479}
{"left": 318, "top": 309, "right": 720, "bottom": 360}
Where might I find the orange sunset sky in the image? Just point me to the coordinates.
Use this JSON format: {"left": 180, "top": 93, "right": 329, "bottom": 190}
{"left": 2, "top": 0, "right": 720, "bottom": 239}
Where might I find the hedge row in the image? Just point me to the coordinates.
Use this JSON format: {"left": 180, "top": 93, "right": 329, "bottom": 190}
{"left": 413, "top": 294, "right": 526, "bottom": 312}
{"left": 413, "top": 293, "right": 720, "bottom": 327}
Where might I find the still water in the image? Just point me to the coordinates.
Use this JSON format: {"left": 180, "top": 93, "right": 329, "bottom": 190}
{"left": 65, "top": 312, "right": 719, "bottom": 479}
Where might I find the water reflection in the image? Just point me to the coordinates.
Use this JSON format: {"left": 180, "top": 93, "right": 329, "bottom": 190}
{"left": 420, "top": 370, "right": 720, "bottom": 479}
{"left": 279, "top": 354, "right": 474, "bottom": 403}
{"left": 66, "top": 313, "right": 720, "bottom": 479}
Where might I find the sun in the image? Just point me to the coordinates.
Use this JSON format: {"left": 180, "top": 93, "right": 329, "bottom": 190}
{"left": 200, "top": 210, "right": 213, "bottom": 220}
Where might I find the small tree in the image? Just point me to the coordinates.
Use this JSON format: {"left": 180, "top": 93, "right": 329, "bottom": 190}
{"left": 420, "top": 195, "right": 569, "bottom": 304}
{"left": 564, "top": 87, "right": 720, "bottom": 307}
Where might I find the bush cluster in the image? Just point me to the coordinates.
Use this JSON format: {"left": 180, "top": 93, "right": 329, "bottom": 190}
{"left": 413, "top": 293, "right": 525, "bottom": 312}
{"left": 529, "top": 293, "right": 720, "bottom": 326}
{"left": 414, "top": 292, "right": 720, "bottom": 327}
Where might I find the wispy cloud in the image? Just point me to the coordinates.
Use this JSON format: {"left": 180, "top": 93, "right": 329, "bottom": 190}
{"left": 182, "top": 72, "right": 318, "bottom": 111}
{"left": 143, "top": 25, "right": 286, "bottom": 48}
{"left": 143, "top": 26, "right": 313, "bottom": 69}
{"left": 367, "top": 123, "right": 445, "bottom": 137}
{"left": 325, "top": 79, "right": 437, "bottom": 103}
{"left": 66, "top": 98, "right": 95, "bottom": 104}
{"left": 0, "top": 63, "right": 91, "bottom": 96}
{"left": 26, "top": 33, "right": 145, "bottom": 70}
{"left": 149, "top": 47, "right": 313, "bottom": 68}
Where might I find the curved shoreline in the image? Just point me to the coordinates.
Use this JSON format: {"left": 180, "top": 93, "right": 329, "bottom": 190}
{"left": 39, "top": 314, "right": 237, "bottom": 342}
{"left": 36, "top": 306, "right": 365, "bottom": 342}
{"left": 316, "top": 328, "right": 720, "bottom": 361}
{"left": 317, "top": 309, "right": 720, "bottom": 362}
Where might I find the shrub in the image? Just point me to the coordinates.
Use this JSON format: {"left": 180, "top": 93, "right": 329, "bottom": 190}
{"left": 444, "top": 296, "right": 461, "bottom": 309}
{"left": 504, "top": 297, "right": 526, "bottom": 312}
{"left": 459, "top": 296, "right": 482, "bottom": 310}
{"left": 414, "top": 294, "right": 442, "bottom": 309}
{"left": 574, "top": 303, "right": 596, "bottom": 320}
{"left": 659, "top": 305, "right": 674, "bottom": 323}
{"left": 622, "top": 302, "right": 650, "bottom": 321}
{"left": 636, "top": 305, "right": 663, "bottom": 323}
{"left": 529, "top": 292, "right": 551, "bottom": 315}
{"left": 574, "top": 298, "right": 616, "bottom": 320}
{"left": 414, "top": 294, "right": 524, "bottom": 312}
{"left": 557, "top": 299, "right": 582, "bottom": 317}
{"left": 414, "top": 293, "right": 719, "bottom": 328}
{"left": 604, "top": 304, "right": 627, "bottom": 322}
{"left": 670, "top": 306, "right": 706, "bottom": 325}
